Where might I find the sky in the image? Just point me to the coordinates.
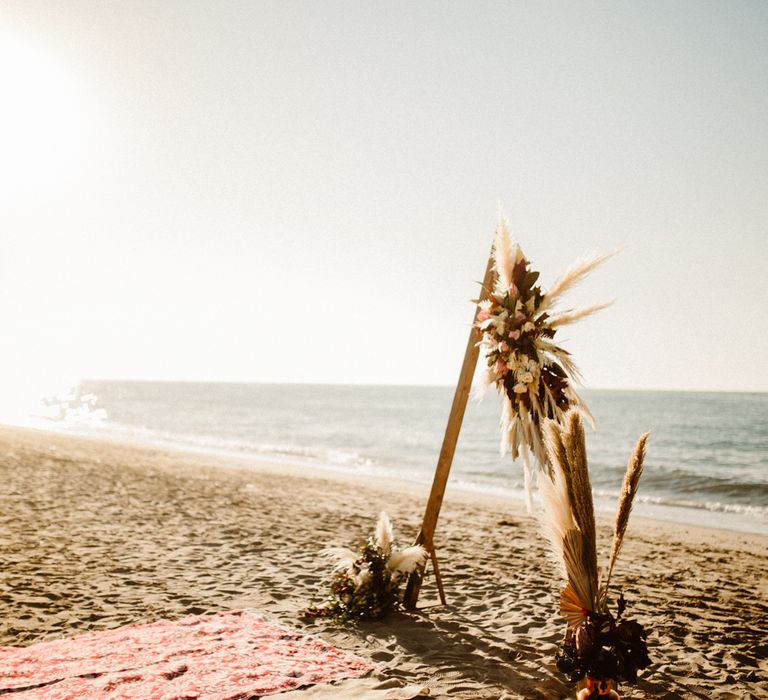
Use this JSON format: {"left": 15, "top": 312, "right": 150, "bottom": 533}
{"left": 1, "top": 0, "right": 767, "bottom": 398}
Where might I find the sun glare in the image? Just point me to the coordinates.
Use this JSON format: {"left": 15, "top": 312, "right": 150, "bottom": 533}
{"left": 0, "top": 31, "right": 93, "bottom": 200}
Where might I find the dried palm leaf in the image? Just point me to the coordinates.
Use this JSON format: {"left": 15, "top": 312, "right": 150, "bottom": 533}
{"left": 562, "top": 528, "right": 596, "bottom": 615}
{"left": 560, "top": 583, "right": 589, "bottom": 629}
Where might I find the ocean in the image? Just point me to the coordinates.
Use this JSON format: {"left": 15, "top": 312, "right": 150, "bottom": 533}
{"left": 20, "top": 381, "right": 768, "bottom": 536}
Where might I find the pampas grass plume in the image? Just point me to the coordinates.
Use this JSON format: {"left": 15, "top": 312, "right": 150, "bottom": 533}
{"left": 541, "top": 251, "right": 616, "bottom": 311}
{"left": 375, "top": 511, "right": 394, "bottom": 555}
{"left": 388, "top": 545, "right": 429, "bottom": 582}
{"left": 602, "top": 432, "right": 649, "bottom": 597}
{"left": 563, "top": 412, "right": 598, "bottom": 603}
{"left": 320, "top": 547, "right": 358, "bottom": 572}
{"left": 538, "top": 412, "right": 600, "bottom": 613}
{"left": 549, "top": 301, "right": 614, "bottom": 328}
{"left": 493, "top": 212, "right": 519, "bottom": 290}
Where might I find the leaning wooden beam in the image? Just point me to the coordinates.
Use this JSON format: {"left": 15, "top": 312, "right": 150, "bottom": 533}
{"left": 403, "top": 247, "right": 496, "bottom": 609}
{"left": 429, "top": 548, "right": 447, "bottom": 606}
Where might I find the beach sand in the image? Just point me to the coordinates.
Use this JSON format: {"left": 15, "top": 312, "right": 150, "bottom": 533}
{"left": 0, "top": 425, "right": 765, "bottom": 699}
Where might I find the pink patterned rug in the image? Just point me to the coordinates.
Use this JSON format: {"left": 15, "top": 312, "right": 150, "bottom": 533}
{"left": 0, "top": 610, "right": 373, "bottom": 699}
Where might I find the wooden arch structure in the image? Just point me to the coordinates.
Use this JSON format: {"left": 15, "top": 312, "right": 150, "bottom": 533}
{"left": 404, "top": 247, "right": 496, "bottom": 609}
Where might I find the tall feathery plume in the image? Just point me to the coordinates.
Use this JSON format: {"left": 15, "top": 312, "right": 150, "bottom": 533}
{"left": 319, "top": 547, "right": 358, "bottom": 571}
{"left": 538, "top": 412, "right": 599, "bottom": 622}
{"left": 539, "top": 252, "right": 616, "bottom": 313}
{"left": 601, "top": 432, "right": 649, "bottom": 605}
{"left": 539, "top": 412, "right": 652, "bottom": 693}
{"left": 375, "top": 511, "right": 394, "bottom": 556}
{"left": 563, "top": 412, "right": 598, "bottom": 606}
{"left": 492, "top": 212, "right": 520, "bottom": 291}
{"left": 549, "top": 301, "right": 614, "bottom": 328}
{"left": 387, "top": 546, "right": 429, "bottom": 584}
{"left": 475, "top": 215, "right": 612, "bottom": 508}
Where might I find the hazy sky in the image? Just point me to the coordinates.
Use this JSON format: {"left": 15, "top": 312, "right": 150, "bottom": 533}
{"left": 2, "top": 1, "right": 766, "bottom": 395}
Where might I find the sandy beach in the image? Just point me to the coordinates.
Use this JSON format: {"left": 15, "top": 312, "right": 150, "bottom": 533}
{"left": 0, "top": 424, "right": 765, "bottom": 699}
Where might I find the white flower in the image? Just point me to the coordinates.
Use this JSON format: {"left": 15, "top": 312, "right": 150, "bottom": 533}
{"left": 486, "top": 337, "right": 506, "bottom": 354}
{"left": 354, "top": 564, "right": 371, "bottom": 589}
{"left": 492, "top": 311, "right": 509, "bottom": 335}
{"left": 478, "top": 299, "right": 493, "bottom": 312}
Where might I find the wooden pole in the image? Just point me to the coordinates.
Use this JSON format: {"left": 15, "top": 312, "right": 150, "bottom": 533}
{"left": 403, "top": 247, "right": 496, "bottom": 609}
{"left": 429, "top": 549, "right": 447, "bottom": 606}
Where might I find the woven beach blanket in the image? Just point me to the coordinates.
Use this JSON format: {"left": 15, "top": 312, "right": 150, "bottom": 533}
{"left": 0, "top": 610, "right": 373, "bottom": 699}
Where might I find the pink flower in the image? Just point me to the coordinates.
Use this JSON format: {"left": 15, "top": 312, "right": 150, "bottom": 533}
{"left": 494, "top": 359, "right": 508, "bottom": 376}
{"left": 477, "top": 310, "right": 490, "bottom": 322}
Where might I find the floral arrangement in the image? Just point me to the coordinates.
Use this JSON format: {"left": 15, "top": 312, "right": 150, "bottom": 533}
{"left": 475, "top": 216, "right": 612, "bottom": 508}
{"left": 304, "top": 512, "right": 428, "bottom": 622}
{"left": 539, "top": 409, "right": 650, "bottom": 698}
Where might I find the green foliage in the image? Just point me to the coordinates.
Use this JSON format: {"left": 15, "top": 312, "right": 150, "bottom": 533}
{"left": 555, "top": 593, "right": 650, "bottom": 689}
{"left": 304, "top": 538, "right": 405, "bottom": 623}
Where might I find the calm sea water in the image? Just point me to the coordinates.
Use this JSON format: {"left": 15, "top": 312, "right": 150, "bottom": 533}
{"left": 24, "top": 381, "right": 768, "bottom": 535}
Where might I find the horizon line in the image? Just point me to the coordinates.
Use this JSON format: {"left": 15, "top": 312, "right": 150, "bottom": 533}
{"left": 75, "top": 377, "right": 768, "bottom": 395}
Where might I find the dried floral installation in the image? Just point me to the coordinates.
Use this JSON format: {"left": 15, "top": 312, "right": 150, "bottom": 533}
{"left": 475, "top": 215, "right": 612, "bottom": 510}
{"left": 538, "top": 409, "right": 650, "bottom": 698}
{"left": 304, "top": 512, "right": 428, "bottom": 622}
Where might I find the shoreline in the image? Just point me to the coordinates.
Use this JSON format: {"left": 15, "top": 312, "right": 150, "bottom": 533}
{"left": 1, "top": 424, "right": 766, "bottom": 698}
{"left": 6, "top": 420, "right": 766, "bottom": 539}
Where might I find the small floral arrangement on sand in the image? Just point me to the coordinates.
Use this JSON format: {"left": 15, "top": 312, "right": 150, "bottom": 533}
{"left": 476, "top": 216, "right": 612, "bottom": 508}
{"left": 304, "top": 512, "right": 428, "bottom": 622}
{"left": 539, "top": 409, "right": 650, "bottom": 699}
